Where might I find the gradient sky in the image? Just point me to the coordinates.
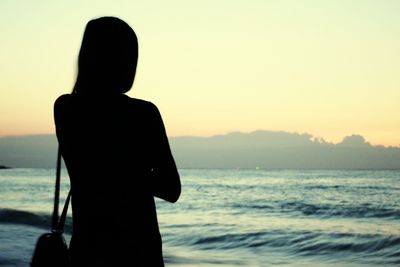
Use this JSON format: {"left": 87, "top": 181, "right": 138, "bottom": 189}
{"left": 0, "top": 0, "right": 399, "bottom": 146}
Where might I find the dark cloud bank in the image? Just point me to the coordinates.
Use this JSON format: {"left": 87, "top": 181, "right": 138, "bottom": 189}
{"left": 0, "top": 131, "right": 399, "bottom": 169}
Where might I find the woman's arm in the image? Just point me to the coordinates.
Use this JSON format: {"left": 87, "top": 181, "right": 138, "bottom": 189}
{"left": 53, "top": 94, "right": 70, "bottom": 144}
{"left": 148, "top": 103, "right": 181, "bottom": 203}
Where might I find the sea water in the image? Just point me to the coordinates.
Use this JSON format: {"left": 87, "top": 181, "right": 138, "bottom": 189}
{"left": 0, "top": 168, "right": 399, "bottom": 266}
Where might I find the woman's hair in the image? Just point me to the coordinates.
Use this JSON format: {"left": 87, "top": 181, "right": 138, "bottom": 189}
{"left": 73, "top": 17, "right": 138, "bottom": 94}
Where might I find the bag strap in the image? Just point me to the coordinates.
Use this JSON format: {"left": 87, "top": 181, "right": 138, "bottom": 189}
{"left": 51, "top": 147, "right": 71, "bottom": 233}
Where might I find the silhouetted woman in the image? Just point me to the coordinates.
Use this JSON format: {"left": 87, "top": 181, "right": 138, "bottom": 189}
{"left": 54, "top": 17, "right": 181, "bottom": 266}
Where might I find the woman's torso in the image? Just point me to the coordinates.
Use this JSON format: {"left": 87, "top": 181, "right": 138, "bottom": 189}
{"left": 54, "top": 94, "right": 164, "bottom": 266}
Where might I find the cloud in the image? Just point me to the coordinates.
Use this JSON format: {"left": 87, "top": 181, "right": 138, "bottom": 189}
{"left": 0, "top": 131, "right": 399, "bottom": 169}
{"left": 337, "top": 134, "right": 371, "bottom": 147}
{"left": 169, "top": 131, "right": 400, "bottom": 169}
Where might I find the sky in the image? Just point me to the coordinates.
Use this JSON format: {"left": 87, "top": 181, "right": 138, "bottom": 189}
{"left": 0, "top": 0, "right": 399, "bottom": 146}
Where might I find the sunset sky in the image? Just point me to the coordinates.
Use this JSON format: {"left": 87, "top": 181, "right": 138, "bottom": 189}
{"left": 0, "top": 0, "right": 399, "bottom": 146}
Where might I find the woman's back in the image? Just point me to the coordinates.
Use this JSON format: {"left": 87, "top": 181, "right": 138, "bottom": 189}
{"left": 54, "top": 93, "right": 180, "bottom": 266}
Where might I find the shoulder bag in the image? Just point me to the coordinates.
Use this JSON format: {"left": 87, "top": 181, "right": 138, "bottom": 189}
{"left": 31, "top": 147, "right": 71, "bottom": 267}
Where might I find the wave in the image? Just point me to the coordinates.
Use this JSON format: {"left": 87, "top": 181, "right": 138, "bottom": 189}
{"left": 1, "top": 208, "right": 399, "bottom": 265}
{"left": 186, "top": 230, "right": 400, "bottom": 263}
{"left": 232, "top": 202, "right": 400, "bottom": 219}
{"left": 280, "top": 201, "right": 400, "bottom": 219}
{"left": 188, "top": 230, "right": 400, "bottom": 250}
{"left": 0, "top": 208, "right": 72, "bottom": 233}
{"left": 304, "top": 184, "right": 400, "bottom": 191}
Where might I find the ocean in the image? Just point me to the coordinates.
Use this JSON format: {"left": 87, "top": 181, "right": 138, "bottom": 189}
{"left": 0, "top": 168, "right": 399, "bottom": 266}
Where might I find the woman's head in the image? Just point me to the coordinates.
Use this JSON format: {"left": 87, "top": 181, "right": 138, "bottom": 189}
{"left": 73, "top": 17, "right": 138, "bottom": 95}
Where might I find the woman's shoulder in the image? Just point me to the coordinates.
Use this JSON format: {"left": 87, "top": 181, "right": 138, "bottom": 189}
{"left": 55, "top": 93, "right": 71, "bottom": 102}
{"left": 54, "top": 94, "right": 73, "bottom": 112}
{"left": 54, "top": 93, "right": 160, "bottom": 114}
{"left": 123, "top": 95, "right": 158, "bottom": 111}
